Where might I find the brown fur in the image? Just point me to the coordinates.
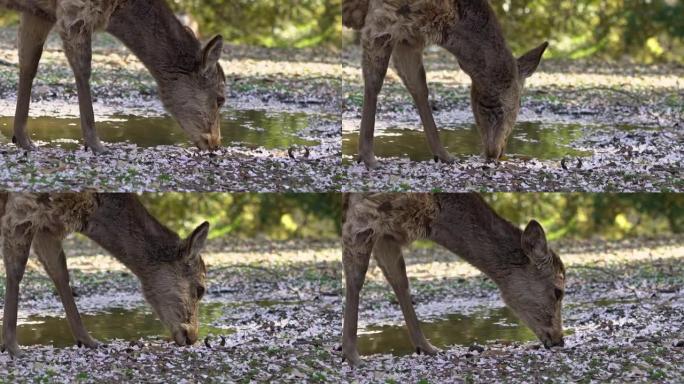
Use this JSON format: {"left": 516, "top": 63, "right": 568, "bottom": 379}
{"left": 349, "top": 0, "right": 548, "bottom": 168}
{"left": 0, "top": 193, "right": 209, "bottom": 358}
{"left": 2, "top": 0, "right": 225, "bottom": 153}
{"left": 341, "top": 193, "right": 565, "bottom": 365}
{"left": 344, "top": 193, "right": 438, "bottom": 246}
{"left": 342, "top": 0, "right": 368, "bottom": 30}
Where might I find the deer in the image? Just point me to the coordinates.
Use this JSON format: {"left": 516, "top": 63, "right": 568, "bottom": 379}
{"left": 0, "top": 0, "right": 226, "bottom": 153}
{"left": 342, "top": 0, "right": 548, "bottom": 168}
{"left": 342, "top": 193, "right": 565, "bottom": 366}
{"left": 0, "top": 193, "right": 209, "bottom": 359}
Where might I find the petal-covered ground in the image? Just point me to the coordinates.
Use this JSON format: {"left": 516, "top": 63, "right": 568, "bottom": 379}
{"left": 0, "top": 28, "right": 341, "bottom": 192}
{"left": 1, "top": 237, "right": 682, "bottom": 383}
{"left": 341, "top": 45, "right": 684, "bottom": 192}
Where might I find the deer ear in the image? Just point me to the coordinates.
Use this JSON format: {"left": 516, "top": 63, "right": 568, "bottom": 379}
{"left": 201, "top": 35, "right": 223, "bottom": 72}
{"left": 518, "top": 41, "right": 548, "bottom": 79}
{"left": 521, "top": 220, "right": 550, "bottom": 268}
{"left": 184, "top": 221, "right": 209, "bottom": 260}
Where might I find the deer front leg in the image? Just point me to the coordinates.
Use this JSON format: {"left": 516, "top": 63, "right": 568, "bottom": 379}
{"left": 1, "top": 223, "right": 34, "bottom": 359}
{"left": 393, "top": 43, "right": 454, "bottom": 164}
{"left": 13, "top": 13, "right": 54, "bottom": 150}
{"left": 373, "top": 236, "right": 440, "bottom": 356}
{"left": 32, "top": 231, "right": 99, "bottom": 349}
{"left": 341, "top": 230, "right": 373, "bottom": 366}
{"left": 59, "top": 27, "right": 105, "bottom": 154}
{"left": 358, "top": 37, "right": 393, "bottom": 169}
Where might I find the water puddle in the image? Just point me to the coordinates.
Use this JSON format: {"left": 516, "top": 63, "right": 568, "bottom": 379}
{"left": 358, "top": 307, "right": 536, "bottom": 356}
{"left": 343, "top": 121, "right": 608, "bottom": 162}
{"left": 0, "top": 109, "right": 318, "bottom": 149}
{"left": 16, "top": 303, "right": 231, "bottom": 347}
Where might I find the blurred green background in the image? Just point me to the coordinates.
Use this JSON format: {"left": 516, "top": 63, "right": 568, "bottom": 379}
{"left": 487, "top": 0, "right": 684, "bottom": 63}
{"left": 140, "top": 193, "right": 343, "bottom": 240}
{"left": 483, "top": 193, "right": 684, "bottom": 241}
{"left": 2, "top": 1, "right": 682, "bottom": 58}
{"left": 137, "top": 193, "right": 684, "bottom": 242}
{"left": 341, "top": 0, "right": 684, "bottom": 63}
{"left": 0, "top": 0, "right": 342, "bottom": 49}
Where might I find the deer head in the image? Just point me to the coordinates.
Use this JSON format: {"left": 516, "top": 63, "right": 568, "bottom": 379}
{"left": 158, "top": 35, "right": 226, "bottom": 151}
{"left": 139, "top": 222, "right": 210, "bottom": 346}
{"left": 470, "top": 42, "right": 548, "bottom": 160}
{"left": 497, "top": 220, "right": 565, "bottom": 348}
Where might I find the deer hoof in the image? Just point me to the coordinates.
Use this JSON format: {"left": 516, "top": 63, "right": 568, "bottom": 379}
{"left": 417, "top": 343, "right": 441, "bottom": 356}
{"left": 4, "top": 344, "right": 22, "bottom": 359}
{"left": 342, "top": 349, "right": 362, "bottom": 367}
{"left": 77, "top": 338, "right": 100, "bottom": 349}
{"left": 358, "top": 153, "right": 379, "bottom": 169}
{"left": 1, "top": 344, "right": 5, "bottom": 353}
{"left": 89, "top": 144, "right": 107, "bottom": 155}
{"left": 434, "top": 154, "right": 455, "bottom": 164}
{"left": 12, "top": 135, "right": 37, "bottom": 151}
{"left": 363, "top": 158, "right": 379, "bottom": 170}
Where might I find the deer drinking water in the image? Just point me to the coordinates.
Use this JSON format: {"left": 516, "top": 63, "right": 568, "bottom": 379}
{"left": 0, "top": 193, "right": 209, "bottom": 358}
{"left": 343, "top": 0, "right": 548, "bottom": 168}
{"left": 0, "top": 0, "right": 226, "bottom": 152}
{"left": 342, "top": 193, "right": 565, "bottom": 366}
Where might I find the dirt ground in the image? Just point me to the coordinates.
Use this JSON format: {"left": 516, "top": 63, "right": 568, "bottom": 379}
{"left": 1, "top": 236, "right": 682, "bottom": 383}
{"left": 0, "top": 27, "right": 342, "bottom": 192}
{"left": 340, "top": 45, "right": 684, "bottom": 192}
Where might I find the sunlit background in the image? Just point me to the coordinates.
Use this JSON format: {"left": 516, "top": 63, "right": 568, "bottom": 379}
{"left": 132, "top": 193, "right": 684, "bottom": 242}
{"left": 0, "top": 0, "right": 342, "bottom": 49}
{"left": 342, "top": 0, "right": 684, "bottom": 63}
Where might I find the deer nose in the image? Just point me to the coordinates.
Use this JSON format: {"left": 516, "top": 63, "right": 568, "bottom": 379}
{"left": 185, "top": 327, "right": 198, "bottom": 345}
{"left": 543, "top": 333, "right": 565, "bottom": 349}
{"left": 208, "top": 135, "right": 221, "bottom": 151}
{"left": 200, "top": 133, "right": 221, "bottom": 151}
{"left": 484, "top": 145, "right": 503, "bottom": 160}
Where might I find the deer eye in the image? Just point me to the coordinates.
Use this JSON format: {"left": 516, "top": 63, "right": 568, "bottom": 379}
{"left": 554, "top": 288, "right": 564, "bottom": 300}
{"left": 217, "top": 96, "right": 226, "bottom": 107}
{"left": 196, "top": 285, "right": 205, "bottom": 299}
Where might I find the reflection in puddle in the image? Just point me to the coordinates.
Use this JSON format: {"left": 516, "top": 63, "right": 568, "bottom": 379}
{"left": 358, "top": 307, "right": 536, "bottom": 356}
{"left": 16, "top": 303, "right": 230, "bottom": 347}
{"left": 344, "top": 121, "right": 608, "bottom": 161}
{"left": 0, "top": 110, "right": 317, "bottom": 149}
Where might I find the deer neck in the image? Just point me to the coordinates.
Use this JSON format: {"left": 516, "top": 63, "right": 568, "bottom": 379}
{"left": 441, "top": 0, "right": 517, "bottom": 93}
{"left": 428, "top": 194, "right": 527, "bottom": 284}
{"left": 105, "top": 0, "right": 200, "bottom": 84}
{"left": 82, "top": 194, "right": 180, "bottom": 277}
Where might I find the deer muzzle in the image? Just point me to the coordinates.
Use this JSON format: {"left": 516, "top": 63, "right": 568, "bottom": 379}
{"left": 173, "top": 323, "right": 199, "bottom": 346}
{"left": 542, "top": 329, "right": 565, "bottom": 349}
{"left": 484, "top": 142, "right": 504, "bottom": 160}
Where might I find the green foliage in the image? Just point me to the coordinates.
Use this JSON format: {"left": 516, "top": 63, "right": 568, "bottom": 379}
{"left": 0, "top": 0, "right": 340, "bottom": 48}
{"left": 483, "top": 193, "right": 684, "bottom": 241}
{"left": 341, "top": 0, "right": 683, "bottom": 63}
{"left": 489, "top": 0, "right": 684, "bottom": 63}
{"left": 168, "top": 0, "right": 341, "bottom": 48}
{"left": 138, "top": 193, "right": 342, "bottom": 240}
{"left": 135, "top": 193, "right": 683, "bottom": 242}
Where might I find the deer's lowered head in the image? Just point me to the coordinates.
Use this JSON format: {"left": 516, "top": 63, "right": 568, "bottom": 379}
{"left": 469, "top": 42, "right": 548, "bottom": 160}
{"left": 496, "top": 220, "right": 565, "bottom": 348}
{"left": 158, "top": 35, "right": 226, "bottom": 151}
{"left": 82, "top": 194, "right": 211, "bottom": 347}
{"left": 430, "top": 195, "right": 565, "bottom": 349}
{"left": 440, "top": 0, "right": 548, "bottom": 160}
{"left": 139, "top": 222, "right": 210, "bottom": 346}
